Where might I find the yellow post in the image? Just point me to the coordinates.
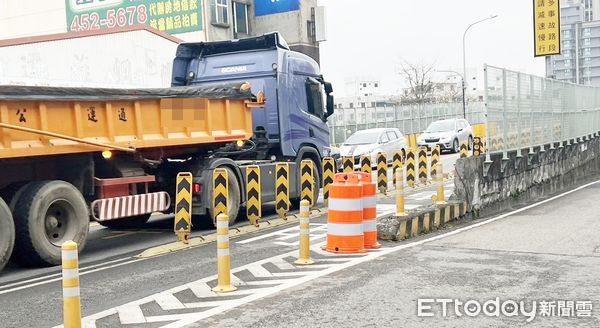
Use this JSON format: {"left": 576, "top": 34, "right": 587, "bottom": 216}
{"left": 275, "top": 163, "right": 289, "bottom": 219}
{"left": 376, "top": 152, "right": 387, "bottom": 194}
{"left": 300, "top": 160, "right": 314, "bottom": 207}
{"left": 433, "top": 163, "right": 447, "bottom": 205}
{"left": 174, "top": 172, "right": 193, "bottom": 243}
{"left": 431, "top": 145, "right": 440, "bottom": 177}
{"left": 418, "top": 146, "right": 428, "bottom": 184}
{"left": 342, "top": 156, "right": 354, "bottom": 173}
{"left": 246, "top": 165, "right": 261, "bottom": 226}
{"left": 213, "top": 213, "right": 237, "bottom": 293}
{"left": 62, "top": 241, "right": 81, "bottom": 328}
{"left": 395, "top": 170, "right": 406, "bottom": 217}
{"left": 322, "top": 157, "right": 335, "bottom": 206}
{"left": 295, "top": 200, "right": 314, "bottom": 265}
{"left": 406, "top": 149, "right": 416, "bottom": 188}
{"left": 392, "top": 151, "right": 403, "bottom": 187}
{"left": 360, "top": 155, "right": 372, "bottom": 174}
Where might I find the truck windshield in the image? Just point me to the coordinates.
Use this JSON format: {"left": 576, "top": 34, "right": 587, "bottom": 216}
{"left": 344, "top": 131, "right": 380, "bottom": 145}
{"left": 425, "top": 120, "right": 455, "bottom": 133}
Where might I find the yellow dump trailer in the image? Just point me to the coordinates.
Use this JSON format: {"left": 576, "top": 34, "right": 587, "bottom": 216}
{"left": 0, "top": 82, "right": 262, "bottom": 270}
{"left": 0, "top": 83, "right": 256, "bottom": 159}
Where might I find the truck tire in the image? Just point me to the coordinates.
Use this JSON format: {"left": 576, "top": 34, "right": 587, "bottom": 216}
{"left": 12, "top": 181, "right": 89, "bottom": 267}
{"left": 208, "top": 167, "right": 240, "bottom": 227}
{"left": 0, "top": 198, "right": 14, "bottom": 272}
{"left": 97, "top": 214, "right": 151, "bottom": 230}
{"left": 0, "top": 182, "right": 32, "bottom": 212}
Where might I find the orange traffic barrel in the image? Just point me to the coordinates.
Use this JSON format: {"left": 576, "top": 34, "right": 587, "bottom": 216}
{"left": 323, "top": 173, "right": 367, "bottom": 254}
{"left": 356, "top": 172, "right": 381, "bottom": 249}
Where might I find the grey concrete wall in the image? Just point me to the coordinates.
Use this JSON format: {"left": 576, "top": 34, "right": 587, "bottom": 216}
{"left": 453, "top": 136, "right": 600, "bottom": 217}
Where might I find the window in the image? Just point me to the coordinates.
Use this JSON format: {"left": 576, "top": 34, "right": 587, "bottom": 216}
{"left": 305, "top": 78, "right": 324, "bottom": 119}
{"left": 374, "top": 83, "right": 378, "bottom": 88}
{"left": 564, "top": 51, "right": 571, "bottom": 58}
{"left": 584, "top": 48, "right": 592, "bottom": 56}
{"left": 584, "top": 28, "right": 591, "bottom": 37}
{"left": 386, "top": 131, "right": 398, "bottom": 141}
{"left": 233, "top": 2, "right": 248, "bottom": 34}
{"left": 361, "top": 102, "right": 366, "bottom": 108}
{"left": 584, "top": 38, "right": 591, "bottom": 46}
{"left": 379, "top": 133, "right": 389, "bottom": 144}
{"left": 564, "top": 30, "right": 572, "bottom": 38}
{"left": 212, "top": 0, "right": 229, "bottom": 25}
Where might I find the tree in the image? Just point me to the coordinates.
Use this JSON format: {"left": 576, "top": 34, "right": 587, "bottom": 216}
{"left": 398, "top": 60, "right": 436, "bottom": 103}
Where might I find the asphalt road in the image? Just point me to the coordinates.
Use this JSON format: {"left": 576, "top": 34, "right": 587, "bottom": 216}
{"left": 0, "top": 153, "right": 460, "bottom": 328}
{"left": 197, "top": 180, "right": 600, "bottom": 328}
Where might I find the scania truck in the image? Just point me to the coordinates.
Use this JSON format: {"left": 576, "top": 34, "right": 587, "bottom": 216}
{"left": 0, "top": 32, "right": 334, "bottom": 271}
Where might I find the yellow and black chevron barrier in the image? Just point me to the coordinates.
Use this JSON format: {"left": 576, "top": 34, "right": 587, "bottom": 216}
{"left": 174, "top": 172, "right": 193, "bottom": 243}
{"left": 392, "top": 151, "right": 402, "bottom": 187}
{"left": 431, "top": 145, "right": 440, "bottom": 177}
{"left": 213, "top": 168, "right": 228, "bottom": 220}
{"left": 377, "top": 152, "right": 387, "bottom": 194}
{"left": 246, "top": 165, "right": 261, "bottom": 226}
{"left": 360, "top": 155, "right": 371, "bottom": 174}
{"left": 459, "top": 142, "right": 468, "bottom": 158}
{"left": 275, "top": 163, "right": 289, "bottom": 219}
{"left": 473, "top": 137, "right": 481, "bottom": 157}
{"left": 322, "top": 157, "right": 335, "bottom": 206}
{"left": 406, "top": 149, "right": 416, "bottom": 188}
{"left": 342, "top": 156, "right": 354, "bottom": 173}
{"left": 418, "top": 146, "right": 428, "bottom": 184}
{"left": 301, "top": 160, "right": 314, "bottom": 207}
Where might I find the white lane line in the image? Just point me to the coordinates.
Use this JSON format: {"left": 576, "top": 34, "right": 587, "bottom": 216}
{"left": 0, "top": 257, "right": 142, "bottom": 295}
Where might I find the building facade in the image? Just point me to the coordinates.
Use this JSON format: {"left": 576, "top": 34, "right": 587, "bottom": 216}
{"left": 0, "top": 0, "right": 323, "bottom": 63}
{"left": 546, "top": 0, "right": 600, "bottom": 85}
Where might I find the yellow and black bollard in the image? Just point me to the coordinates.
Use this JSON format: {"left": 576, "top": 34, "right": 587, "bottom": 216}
{"left": 406, "top": 149, "right": 416, "bottom": 188}
{"left": 213, "top": 213, "right": 237, "bottom": 293}
{"left": 473, "top": 137, "right": 481, "bottom": 157}
{"left": 322, "top": 157, "right": 335, "bottom": 206}
{"left": 342, "top": 156, "right": 354, "bottom": 173}
{"left": 300, "top": 160, "right": 314, "bottom": 207}
{"left": 376, "top": 152, "right": 387, "bottom": 194}
{"left": 360, "top": 155, "right": 372, "bottom": 174}
{"left": 62, "top": 241, "right": 81, "bottom": 328}
{"left": 294, "top": 200, "right": 314, "bottom": 265}
{"left": 459, "top": 142, "right": 468, "bottom": 158}
{"left": 246, "top": 165, "right": 261, "bottom": 226}
{"left": 275, "top": 163, "right": 289, "bottom": 219}
{"left": 213, "top": 168, "right": 228, "bottom": 220}
{"left": 430, "top": 145, "right": 440, "bottom": 178}
{"left": 418, "top": 146, "right": 428, "bottom": 185}
{"left": 395, "top": 170, "right": 406, "bottom": 217}
{"left": 432, "top": 163, "right": 447, "bottom": 205}
{"left": 174, "top": 172, "right": 193, "bottom": 243}
{"left": 392, "top": 151, "right": 403, "bottom": 187}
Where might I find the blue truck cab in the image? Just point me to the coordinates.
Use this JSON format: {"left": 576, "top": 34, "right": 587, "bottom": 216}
{"left": 171, "top": 32, "right": 334, "bottom": 223}
{"left": 172, "top": 32, "right": 334, "bottom": 162}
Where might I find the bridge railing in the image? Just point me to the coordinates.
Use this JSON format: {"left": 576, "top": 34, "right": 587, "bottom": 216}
{"left": 484, "top": 64, "right": 600, "bottom": 158}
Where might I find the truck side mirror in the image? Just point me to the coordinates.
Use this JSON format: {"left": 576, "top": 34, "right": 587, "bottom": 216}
{"left": 325, "top": 94, "right": 335, "bottom": 119}
{"left": 324, "top": 82, "right": 333, "bottom": 94}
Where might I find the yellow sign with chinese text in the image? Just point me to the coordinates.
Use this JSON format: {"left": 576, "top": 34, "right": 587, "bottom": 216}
{"left": 534, "top": 0, "right": 561, "bottom": 57}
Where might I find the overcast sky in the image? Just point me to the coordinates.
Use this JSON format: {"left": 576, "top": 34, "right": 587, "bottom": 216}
{"left": 317, "top": 0, "right": 546, "bottom": 96}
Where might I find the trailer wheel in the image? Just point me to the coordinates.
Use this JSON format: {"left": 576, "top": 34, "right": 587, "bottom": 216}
{"left": 0, "top": 198, "right": 14, "bottom": 272}
{"left": 97, "top": 214, "right": 151, "bottom": 230}
{"left": 208, "top": 167, "right": 240, "bottom": 227}
{"left": 12, "top": 181, "right": 89, "bottom": 267}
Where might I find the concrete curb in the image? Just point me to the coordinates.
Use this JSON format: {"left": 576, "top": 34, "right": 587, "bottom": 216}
{"left": 377, "top": 200, "right": 470, "bottom": 241}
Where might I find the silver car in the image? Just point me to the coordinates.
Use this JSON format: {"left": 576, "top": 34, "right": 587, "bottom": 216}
{"left": 417, "top": 118, "right": 473, "bottom": 153}
{"left": 339, "top": 128, "right": 408, "bottom": 167}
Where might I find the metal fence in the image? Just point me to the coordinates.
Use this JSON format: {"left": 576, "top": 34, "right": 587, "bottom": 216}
{"left": 484, "top": 65, "right": 600, "bottom": 157}
{"left": 328, "top": 101, "right": 486, "bottom": 145}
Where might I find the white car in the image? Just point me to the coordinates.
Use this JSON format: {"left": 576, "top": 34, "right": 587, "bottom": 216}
{"left": 339, "top": 128, "right": 407, "bottom": 167}
{"left": 417, "top": 118, "right": 473, "bottom": 153}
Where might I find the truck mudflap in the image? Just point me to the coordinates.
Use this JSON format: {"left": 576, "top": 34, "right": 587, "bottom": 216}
{"left": 91, "top": 192, "right": 171, "bottom": 221}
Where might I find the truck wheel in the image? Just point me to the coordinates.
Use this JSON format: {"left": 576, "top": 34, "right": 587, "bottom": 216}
{"left": 208, "top": 167, "right": 240, "bottom": 227}
{"left": 12, "top": 181, "right": 89, "bottom": 267}
{"left": 0, "top": 182, "right": 32, "bottom": 212}
{"left": 0, "top": 198, "right": 14, "bottom": 272}
{"left": 97, "top": 214, "right": 151, "bottom": 230}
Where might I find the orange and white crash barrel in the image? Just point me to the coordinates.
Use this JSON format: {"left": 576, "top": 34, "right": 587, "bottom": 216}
{"left": 356, "top": 172, "right": 381, "bottom": 249}
{"left": 323, "top": 173, "right": 367, "bottom": 254}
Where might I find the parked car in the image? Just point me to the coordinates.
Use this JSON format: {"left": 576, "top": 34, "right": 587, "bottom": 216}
{"left": 329, "top": 145, "right": 343, "bottom": 171}
{"left": 417, "top": 118, "right": 473, "bottom": 153}
{"left": 339, "top": 128, "right": 407, "bottom": 168}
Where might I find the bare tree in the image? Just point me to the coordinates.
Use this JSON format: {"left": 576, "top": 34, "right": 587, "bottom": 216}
{"left": 398, "top": 60, "right": 436, "bottom": 103}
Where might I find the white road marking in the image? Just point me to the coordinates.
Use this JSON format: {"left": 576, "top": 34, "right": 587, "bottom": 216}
{"left": 62, "top": 179, "right": 600, "bottom": 328}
